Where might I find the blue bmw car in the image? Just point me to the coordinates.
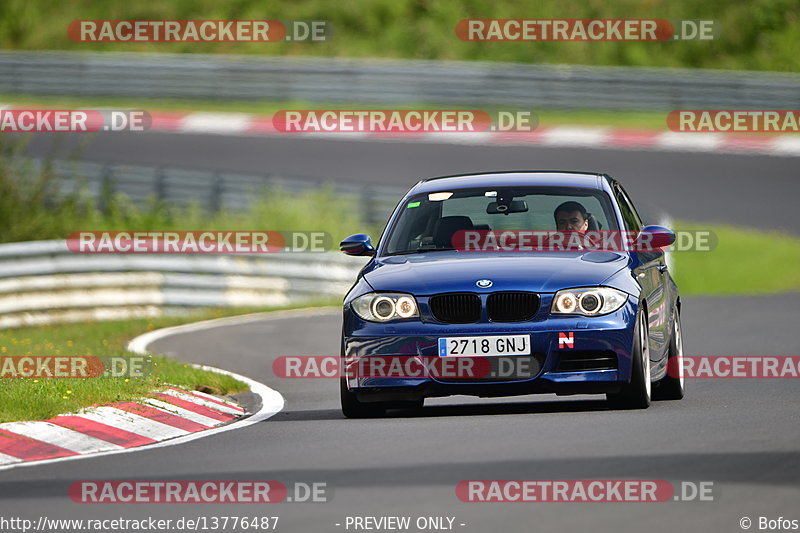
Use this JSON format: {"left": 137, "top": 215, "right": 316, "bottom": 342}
{"left": 339, "top": 171, "right": 684, "bottom": 417}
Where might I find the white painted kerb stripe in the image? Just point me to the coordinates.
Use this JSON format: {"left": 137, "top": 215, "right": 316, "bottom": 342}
{"left": 541, "top": 127, "right": 611, "bottom": 146}
{"left": 162, "top": 389, "right": 243, "bottom": 415}
{"left": 0, "top": 421, "right": 123, "bottom": 454}
{"left": 181, "top": 113, "right": 252, "bottom": 134}
{"left": 770, "top": 136, "right": 800, "bottom": 155}
{"left": 142, "top": 399, "right": 223, "bottom": 427}
{"left": 0, "top": 452, "right": 23, "bottom": 466}
{"left": 656, "top": 132, "right": 724, "bottom": 151}
{"left": 188, "top": 389, "right": 244, "bottom": 411}
{"left": 73, "top": 407, "right": 189, "bottom": 440}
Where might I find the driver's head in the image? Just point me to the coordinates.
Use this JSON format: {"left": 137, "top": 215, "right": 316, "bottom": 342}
{"left": 554, "top": 201, "right": 589, "bottom": 233}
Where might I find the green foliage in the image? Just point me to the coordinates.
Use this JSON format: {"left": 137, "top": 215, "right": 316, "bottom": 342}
{"left": 0, "top": 136, "right": 373, "bottom": 245}
{"left": 0, "top": 0, "right": 798, "bottom": 70}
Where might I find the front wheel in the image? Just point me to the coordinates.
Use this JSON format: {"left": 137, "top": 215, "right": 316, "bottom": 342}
{"left": 653, "top": 310, "right": 685, "bottom": 401}
{"left": 340, "top": 378, "right": 386, "bottom": 418}
{"left": 607, "top": 308, "right": 651, "bottom": 409}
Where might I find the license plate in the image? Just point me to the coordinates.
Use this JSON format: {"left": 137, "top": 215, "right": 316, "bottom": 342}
{"left": 438, "top": 335, "right": 531, "bottom": 357}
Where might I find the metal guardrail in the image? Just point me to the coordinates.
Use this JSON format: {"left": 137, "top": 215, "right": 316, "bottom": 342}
{"left": 19, "top": 158, "right": 405, "bottom": 225}
{"left": 0, "top": 240, "right": 367, "bottom": 328}
{"left": 22, "top": 159, "right": 674, "bottom": 228}
{"left": 1, "top": 51, "right": 799, "bottom": 110}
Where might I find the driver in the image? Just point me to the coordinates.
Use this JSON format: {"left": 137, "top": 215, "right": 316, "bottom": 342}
{"left": 553, "top": 201, "right": 589, "bottom": 233}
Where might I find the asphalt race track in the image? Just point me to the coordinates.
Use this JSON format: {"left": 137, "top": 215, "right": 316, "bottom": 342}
{"left": 1, "top": 297, "right": 799, "bottom": 531}
{"left": 2, "top": 133, "right": 799, "bottom": 532}
{"left": 21, "top": 131, "right": 800, "bottom": 234}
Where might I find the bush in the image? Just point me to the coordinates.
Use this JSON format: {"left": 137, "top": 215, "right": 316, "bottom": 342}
{"left": 0, "top": 136, "right": 374, "bottom": 245}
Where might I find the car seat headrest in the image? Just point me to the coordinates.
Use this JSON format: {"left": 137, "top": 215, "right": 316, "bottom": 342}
{"left": 433, "top": 216, "right": 474, "bottom": 248}
{"left": 586, "top": 213, "right": 602, "bottom": 231}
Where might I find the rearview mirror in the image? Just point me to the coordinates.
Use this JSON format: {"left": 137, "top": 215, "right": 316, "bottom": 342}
{"left": 340, "top": 234, "right": 376, "bottom": 256}
{"left": 487, "top": 200, "right": 528, "bottom": 215}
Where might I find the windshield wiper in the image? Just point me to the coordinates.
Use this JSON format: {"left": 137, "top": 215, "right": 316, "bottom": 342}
{"left": 386, "top": 247, "right": 456, "bottom": 256}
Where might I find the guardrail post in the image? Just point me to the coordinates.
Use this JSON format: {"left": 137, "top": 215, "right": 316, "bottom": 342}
{"left": 362, "top": 185, "right": 377, "bottom": 225}
{"left": 98, "top": 164, "right": 113, "bottom": 212}
{"left": 211, "top": 172, "right": 223, "bottom": 212}
{"left": 155, "top": 167, "right": 167, "bottom": 204}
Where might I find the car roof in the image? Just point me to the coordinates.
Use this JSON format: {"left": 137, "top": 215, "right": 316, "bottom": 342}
{"left": 410, "top": 171, "right": 606, "bottom": 195}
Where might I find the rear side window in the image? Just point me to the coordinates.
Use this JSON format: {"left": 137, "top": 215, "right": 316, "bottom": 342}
{"left": 614, "top": 184, "right": 642, "bottom": 232}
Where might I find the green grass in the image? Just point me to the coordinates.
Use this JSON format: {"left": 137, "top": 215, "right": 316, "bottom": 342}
{"left": 671, "top": 221, "right": 800, "bottom": 295}
{"left": 0, "top": 301, "right": 338, "bottom": 423}
{"left": 2, "top": 0, "right": 800, "bottom": 71}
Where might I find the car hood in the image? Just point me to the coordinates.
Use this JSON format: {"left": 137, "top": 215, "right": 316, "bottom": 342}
{"left": 363, "top": 251, "right": 630, "bottom": 295}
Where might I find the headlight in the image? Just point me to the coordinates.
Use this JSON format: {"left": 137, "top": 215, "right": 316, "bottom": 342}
{"left": 551, "top": 287, "right": 628, "bottom": 316}
{"left": 351, "top": 293, "right": 419, "bottom": 322}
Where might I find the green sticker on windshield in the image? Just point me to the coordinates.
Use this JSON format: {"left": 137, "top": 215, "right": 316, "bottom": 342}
{"left": 406, "top": 201, "right": 420, "bottom": 208}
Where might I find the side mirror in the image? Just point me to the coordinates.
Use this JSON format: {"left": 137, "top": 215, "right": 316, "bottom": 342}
{"left": 635, "top": 225, "right": 675, "bottom": 251}
{"left": 340, "top": 234, "right": 376, "bottom": 256}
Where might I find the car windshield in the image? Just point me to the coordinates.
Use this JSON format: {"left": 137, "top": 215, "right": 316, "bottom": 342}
{"left": 383, "top": 186, "right": 619, "bottom": 255}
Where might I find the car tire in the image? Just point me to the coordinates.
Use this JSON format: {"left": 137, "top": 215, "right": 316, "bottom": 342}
{"left": 340, "top": 377, "right": 387, "bottom": 418}
{"left": 653, "top": 310, "right": 685, "bottom": 401}
{"left": 607, "top": 307, "right": 651, "bottom": 409}
{"left": 386, "top": 399, "right": 425, "bottom": 412}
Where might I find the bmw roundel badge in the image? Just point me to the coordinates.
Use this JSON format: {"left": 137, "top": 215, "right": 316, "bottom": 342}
{"left": 476, "top": 279, "right": 493, "bottom": 288}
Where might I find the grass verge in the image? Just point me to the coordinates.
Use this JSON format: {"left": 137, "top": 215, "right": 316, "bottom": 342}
{"left": 671, "top": 221, "right": 800, "bottom": 295}
{"left": 0, "top": 301, "right": 337, "bottom": 423}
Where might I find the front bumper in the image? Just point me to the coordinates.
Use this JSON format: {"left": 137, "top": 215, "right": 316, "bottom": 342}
{"left": 342, "top": 299, "right": 638, "bottom": 402}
